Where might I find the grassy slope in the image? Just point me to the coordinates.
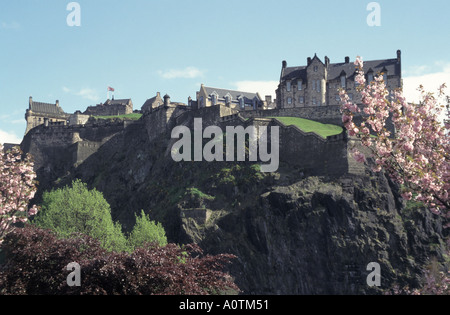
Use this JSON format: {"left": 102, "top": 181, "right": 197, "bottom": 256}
{"left": 269, "top": 117, "right": 343, "bottom": 138}
{"left": 94, "top": 113, "right": 143, "bottom": 120}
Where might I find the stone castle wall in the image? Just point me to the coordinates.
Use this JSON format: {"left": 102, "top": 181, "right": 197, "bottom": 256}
{"left": 23, "top": 103, "right": 364, "bottom": 180}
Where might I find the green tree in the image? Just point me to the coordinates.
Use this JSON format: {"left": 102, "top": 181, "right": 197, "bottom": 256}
{"left": 128, "top": 210, "right": 167, "bottom": 250}
{"left": 33, "top": 179, "right": 128, "bottom": 252}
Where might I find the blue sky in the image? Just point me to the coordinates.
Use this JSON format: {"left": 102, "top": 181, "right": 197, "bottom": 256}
{"left": 1, "top": 0, "right": 450, "bottom": 144}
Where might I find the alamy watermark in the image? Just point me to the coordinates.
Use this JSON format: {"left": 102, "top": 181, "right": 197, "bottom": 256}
{"left": 367, "top": 2, "right": 381, "bottom": 27}
{"left": 366, "top": 262, "right": 381, "bottom": 287}
{"left": 170, "top": 118, "right": 280, "bottom": 173}
{"left": 66, "top": 2, "right": 81, "bottom": 27}
{"left": 66, "top": 262, "right": 81, "bottom": 287}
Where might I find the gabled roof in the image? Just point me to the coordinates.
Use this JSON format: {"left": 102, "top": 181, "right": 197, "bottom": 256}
{"left": 203, "top": 86, "right": 261, "bottom": 101}
{"left": 281, "top": 66, "right": 307, "bottom": 82}
{"left": 103, "top": 99, "right": 132, "bottom": 106}
{"left": 30, "top": 102, "right": 66, "bottom": 115}
{"left": 142, "top": 94, "right": 163, "bottom": 109}
{"left": 280, "top": 57, "right": 401, "bottom": 81}
{"left": 327, "top": 58, "right": 400, "bottom": 80}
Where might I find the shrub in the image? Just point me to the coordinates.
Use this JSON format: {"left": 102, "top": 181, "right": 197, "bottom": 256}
{"left": 0, "top": 225, "right": 239, "bottom": 295}
{"left": 32, "top": 179, "right": 128, "bottom": 252}
{"left": 127, "top": 210, "right": 168, "bottom": 250}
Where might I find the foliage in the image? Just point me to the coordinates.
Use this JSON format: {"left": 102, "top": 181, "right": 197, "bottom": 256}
{"left": 0, "top": 145, "right": 39, "bottom": 245}
{"left": 127, "top": 210, "right": 168, "bottom": 250}
{"left": 186, "top": 187, "right": 215, "bottom": 201}
{"left": 270, "top": 116, "right": 343, "bottom": 138}
{"left": 0, "top": 225, "right": 239, "bottom": 295}
{"left": 340, "top": 56, "right": 449, "bottom": 221}
{"left": 385, "top": 254, "right": 450, "bottom": 295}
{"left": 32, "top": 179, "right": 128, "bottom": 252}
{"left": 94, "top": 113, "right": 142, "bottom": 121}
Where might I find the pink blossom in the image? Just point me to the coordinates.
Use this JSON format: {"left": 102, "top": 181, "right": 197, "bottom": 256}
{"left": 0, "top": 144, "right": 39, "bottom": 244}
{"left": 340, "top": 56, "right": 450, "bottom": 216}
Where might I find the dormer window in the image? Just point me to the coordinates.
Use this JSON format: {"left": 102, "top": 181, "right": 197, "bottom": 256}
{"left": 211, "top": 92, "right": 218, "bottom": 106}
{"left": 314, "top": 66, "right": 318, "bottom": 72}
{"left": 225, "top": 93, "right": 232, "bottom": 105}
{"left": 286, "top": 81, "right": 291, "bottom": 92}
{"left": 340, "top": 74, "right": 346, "bottom": 89}
{"left": 368, "top": 72, "right": 374, "bottom": 83}
{"left": 239, "top": 97, "right": 244, "bottom": 109}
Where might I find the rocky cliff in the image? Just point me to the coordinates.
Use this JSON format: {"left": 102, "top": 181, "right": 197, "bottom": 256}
{"left": 23, "top": 117, "right": 448, "bottom": 295}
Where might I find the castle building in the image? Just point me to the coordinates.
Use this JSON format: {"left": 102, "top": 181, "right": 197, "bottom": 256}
{"left": 25, "top": 97, "right": 69, "bottom": 134}
{"left": 195, "top": 84, "right": 264, "bottom": 111}
{"left": 83, "top": 98, "right": 133, "bottom": 116}
{"left": 276, "top": 50, "right": 402, "bottom": 108}
{"left": 141, "top": 92, "right": 164, "bottom": 113}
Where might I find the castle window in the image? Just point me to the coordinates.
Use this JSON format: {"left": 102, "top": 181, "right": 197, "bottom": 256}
{"left": 314, "top": 66, "right": 318, "bottom": 72}
{"left": 340, "top": 75, "right": 346, "bottom": 88}
{"left": 368, "top": 73, "right": 374, "bottom": 83}
{"left": 383, "top": 72, "right": 388, "bottom": 83}
{"left": 348, "top": 93, "right": 353, "bottom": 100}
{"left": 286, "top": 81, "right": 291, "bottom": 92}
{"left": 239, "top": 97, "right": 244, "bottom": 109}
{"left": 225, "top": 94, "right": 232, "bottom": 105}
{"left": 211, "top": 93, "right": 217, "bottom": 106}
{"left": 316, "top": 80, "right": 321, "bottom": 93}
{"left": 312, "top": 97, "right": 317, "bottom": 105}
{"left": 299, "top": 96, "right": 304, "bottom": 104}
{"left": 298, "top": 80, "right": 302, "bottom": 91}
{"left": 287, "top": 97, "right": 292, "bottom": 105}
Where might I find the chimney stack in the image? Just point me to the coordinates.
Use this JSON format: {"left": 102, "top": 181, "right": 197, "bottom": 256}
{"left": 345, "top": 56, "right": 350, "bottom": 64}
{"left": 307, "top": 57, "right": 312, "bottom": 66}
{"left": 282, "top": 60, "right": 287, "bottom": 69}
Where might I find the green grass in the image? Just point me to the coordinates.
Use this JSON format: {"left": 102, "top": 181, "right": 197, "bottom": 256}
{"left": 186, "top": 187, "right": 215, "bottom": 201}
{"left": 94, "top": 113, "right": 143, "bottom": 121}
{"left": 269, "top": 117, "right": 343, "bottom": 138}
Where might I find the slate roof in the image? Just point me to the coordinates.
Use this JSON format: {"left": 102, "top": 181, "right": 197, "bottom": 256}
{"left": 281, "top": 57, "right": 401, "bottom": 82}
{"left": 203, "top": 86, "right": 261, "bottom": 101}
{"left": 102, "top": 99, "right": 132, "bottom": 106}
{"left": 30, "top": 102, "right": 66, "bottom": 115}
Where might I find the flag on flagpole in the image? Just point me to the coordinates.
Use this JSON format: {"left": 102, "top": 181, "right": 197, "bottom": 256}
{"left": 108, "top": 86, "right": 115, "bottom": 92}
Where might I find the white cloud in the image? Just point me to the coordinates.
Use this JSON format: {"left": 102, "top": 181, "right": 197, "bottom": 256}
{"left": 158, "top": 67, "right": 205, "bottom": 79}
{"left": 63, "top": 86, "right": 100, "bottom": 102}
{"left": 0, "top": 129, "right": 22, "bottom": 145}
{"left": 402, "top": 63, "right": 450, "bottom": 104}
{"left": 76, "top": 88, "right": 101, "bottom": 101}
{"left": 233, "top": 80, "right": 279, "bottom": 99}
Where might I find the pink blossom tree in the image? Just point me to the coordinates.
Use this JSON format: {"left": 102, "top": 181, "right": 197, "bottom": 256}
{"left": 340, "top": 56, "right": 449, "bottom": 220}
{"left": 0, "top": 144, "right": 39, "bottom": 245}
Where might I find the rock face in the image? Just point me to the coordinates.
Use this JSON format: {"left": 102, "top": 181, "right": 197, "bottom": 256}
{"left": 197, "top": 176, "right": 446, "bottom": 294}
{"left": 24, "top": 118, "right": 447, "bottom": 295}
